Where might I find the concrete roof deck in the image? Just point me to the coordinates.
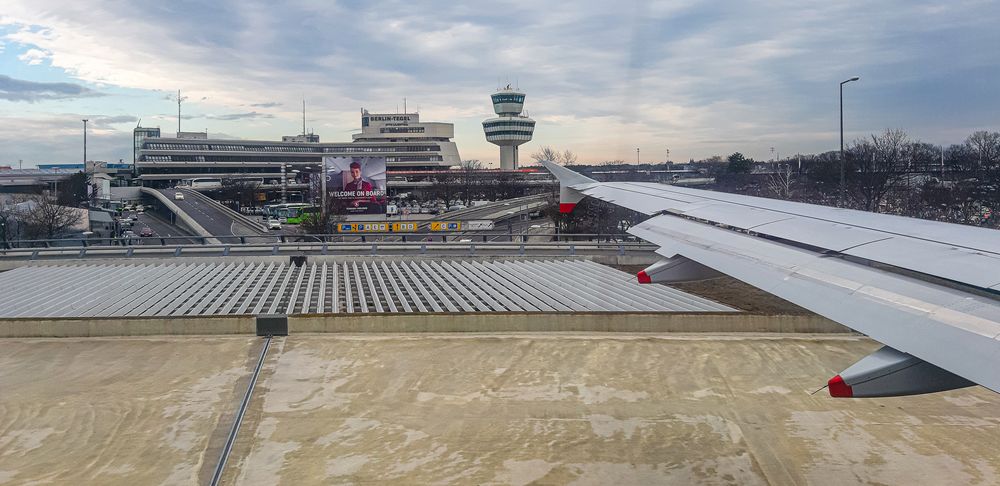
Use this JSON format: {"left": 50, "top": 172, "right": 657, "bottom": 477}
{"left": 2, "top": 332, "right": 998, "bottom": 485}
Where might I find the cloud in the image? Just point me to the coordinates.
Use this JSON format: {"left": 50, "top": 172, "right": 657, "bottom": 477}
{"left": 88, "top": 115, "right": 138, "bottom": 128}
{"left": 0, "top": 74, "right": 103, "bottom": 102}
{"left": 204, "top": 111, "right": 275, "bottom": 121}
{"left": 17, "top": 47, "right": 47, "bottom": 65}
{"left": 1, "top": 0, "right": 998, "bottom": 164}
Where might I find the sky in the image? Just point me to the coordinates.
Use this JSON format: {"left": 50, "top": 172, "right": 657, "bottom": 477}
{"left": 1, "top": 0, "right": 998, "bottom": 168}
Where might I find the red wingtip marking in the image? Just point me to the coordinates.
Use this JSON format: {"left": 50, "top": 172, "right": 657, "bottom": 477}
{"left": 828, "top": 374, "right": 853, "bottom": 398}
{"left": 559, "top": 203, "right": 577, "bottom": 213}
{"left": 637, "top": 270, "right": 651, "bottom": 284}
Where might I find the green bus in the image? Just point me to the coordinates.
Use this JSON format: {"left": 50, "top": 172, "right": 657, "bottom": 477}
{"left": 283, "top": 205, "right": 319, "bottom": 224}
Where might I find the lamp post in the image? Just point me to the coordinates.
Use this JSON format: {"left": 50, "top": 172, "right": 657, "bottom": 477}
{"left": 839, "top": 76, "right": 860, "bottom": 206}
{"left": 82, "top": 119, "right": 89, "bottom": 166}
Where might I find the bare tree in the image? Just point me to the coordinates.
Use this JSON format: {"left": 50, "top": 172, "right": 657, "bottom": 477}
{"left": 219, "top": 178, "right": 261, "bottom": 209}
{"left": 460, "top": 159, "right": 484, "bottom": 205}
{"left": 300, "top": 198, "right": 345, "bottom": 235}
{"left": 0, "top": 197, "right": 26, "bottom": 248}
{"left": 766, "top": 163, "right": 795, "bottom": 199}
{"left": 531, "top": 146, "right": 562, "bottom": 164}
{"left": 561, "top": 149, "right": 578, "bottom": 166}
{"left": 966, "top": 130, "right": 1000, "bottom": 171}
{"left": 20, "top": 196, "right": 83, "bottom": 240}
{"left": 848, "top": 129, "right": 908, "bottom": 212}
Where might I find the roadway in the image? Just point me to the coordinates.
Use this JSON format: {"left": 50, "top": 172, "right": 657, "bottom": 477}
{"left": 157, "top": 188, "right": 264, "bottom": 242}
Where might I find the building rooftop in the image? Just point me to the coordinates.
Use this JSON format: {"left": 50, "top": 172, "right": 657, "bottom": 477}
{"left": 2, "top": 333, "right": 997, "bottom": 484}
{"left": 0, "top": 258, "right": 733, "bottom": 318}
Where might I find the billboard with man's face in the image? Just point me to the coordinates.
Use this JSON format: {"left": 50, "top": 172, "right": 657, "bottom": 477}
{"left": 324, "top": 156, "right": 388, "bottom": 215}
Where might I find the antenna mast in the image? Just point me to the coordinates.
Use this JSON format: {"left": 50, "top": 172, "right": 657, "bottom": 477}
{"left": 177, "top": 89, "right": 182, "bottom": 134}
{"left": 302, "top": 98, "right": 306, "bottom": 135}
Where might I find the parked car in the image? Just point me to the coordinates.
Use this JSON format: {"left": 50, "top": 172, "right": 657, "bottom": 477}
{"left": 174, "top": 192, "right": 185, "bottom": 200}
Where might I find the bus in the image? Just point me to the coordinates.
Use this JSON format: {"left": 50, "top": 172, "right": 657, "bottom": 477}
{"left": 285, "top": 205, "right": 319, "bottom": 224}
{"left": 264, "top": 203, "right": 312, "bottom": 223}
{"left": 178, "top": 178, "right": 223, "bottom": 189}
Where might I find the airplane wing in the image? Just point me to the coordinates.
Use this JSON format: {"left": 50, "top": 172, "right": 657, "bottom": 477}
{"left": 541, "top": 160, "right": 1000, "bottom": 398}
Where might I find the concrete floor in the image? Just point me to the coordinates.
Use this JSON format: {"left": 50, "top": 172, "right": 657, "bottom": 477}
{"left": 2, "top": 334, "right": 999, "bottom": 485}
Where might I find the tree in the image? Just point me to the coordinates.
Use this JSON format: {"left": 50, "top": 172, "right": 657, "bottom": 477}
{"left": 219, "top": 179, "right": 261, "bottom": 209}
{"left": 560, "top": 149, "right": 578, "bottom": 166}
{"left": 847, "top": 129, "right": 908, "bottom": 212}
{"left": 57, "top": 172, "right": 89, "bottom": 207}
{"left": 19, "top": 196, "right": 82, "bottom": 240}
{"left": 460, "top": 159, "right": 484, "bottom": 205}
{"left": 530, "top": 146, "right": 577, "bottom": 165}
{"left": 300, "top": 198, "right": 345, "bottom": 235}
{"left": 966, "top": 130, "right": 1000, "bottom": 171}
{"left": 726, "top": 152, "right": 752, "bottom": 173}
{"left": 766, "top": 163, "right": 795, "bottom": 199}
{"left": 0, "top": 198, "right": 24, "bottom": 248}
{"left": 531, "top": 146, "right": 561, "bottom": 164}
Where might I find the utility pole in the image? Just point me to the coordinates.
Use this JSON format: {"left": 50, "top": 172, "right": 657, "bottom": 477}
{"left": 176, "top": 89, "right": 188, "bottom": 134}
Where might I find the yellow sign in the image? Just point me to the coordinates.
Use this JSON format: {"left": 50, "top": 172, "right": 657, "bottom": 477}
{"left": 336, "top": 222, "right": 419, "bottom": 233}
{"left": 391, "top": 222, "right": 418, "bottom": 232}
{"left": 430, "top": 221, "right": 462, "bottom": 231}
{"left": 337, "top": 222, "right": 389, "bottom": 233}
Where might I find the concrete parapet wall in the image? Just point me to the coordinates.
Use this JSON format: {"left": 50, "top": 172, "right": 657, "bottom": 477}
{"left": 0, "top": 313, "right": 849, "bottom": 338}
{"left": 289, "top": 312, "right": 850, "bottom": 334}
{"left": 0, "top": 316, "right": 255, "bottom": 338}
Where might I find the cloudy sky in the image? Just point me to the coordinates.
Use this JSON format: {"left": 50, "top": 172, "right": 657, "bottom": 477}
{"left": 1, "top": 0, "right": 998, "bottom": 168}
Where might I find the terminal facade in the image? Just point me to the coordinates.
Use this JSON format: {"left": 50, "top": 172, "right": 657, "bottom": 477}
{"left": 134, "top": 109, "right": 462, "bottom": 188}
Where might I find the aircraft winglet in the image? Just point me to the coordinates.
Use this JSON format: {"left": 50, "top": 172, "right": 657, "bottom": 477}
{"left": 538, "top": 160, "right": 595, "bottom": 213}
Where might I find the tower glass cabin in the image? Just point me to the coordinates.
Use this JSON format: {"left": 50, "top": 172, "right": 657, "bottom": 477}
{"left": 483, "top": 87, "right": 534, "bottom": 170}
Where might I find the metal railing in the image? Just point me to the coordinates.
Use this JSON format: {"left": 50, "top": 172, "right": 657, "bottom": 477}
{"left": 0, "top": 232, "right": 641, "bottom": 249}
{"left": 0, "top": 238, "right": 657, "bottom": 261}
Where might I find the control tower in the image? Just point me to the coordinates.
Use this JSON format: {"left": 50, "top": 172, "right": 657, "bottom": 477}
{"left": 483, "top": 86, "right": 535, "bottom": 170}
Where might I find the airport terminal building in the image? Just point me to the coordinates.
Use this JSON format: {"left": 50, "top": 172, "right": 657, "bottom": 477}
{"left": 135, "top": 109, "right": 461, "bottom": 188}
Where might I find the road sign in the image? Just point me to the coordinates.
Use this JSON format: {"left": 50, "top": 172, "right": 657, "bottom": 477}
{"left": 391, "top": 222, "right": 417, "bottom": 232}
{"left": 430, "top": 221, "right": 462, "bottom": 231}
{"left": 465, "top": 220, "right": 494, "bottom": 231}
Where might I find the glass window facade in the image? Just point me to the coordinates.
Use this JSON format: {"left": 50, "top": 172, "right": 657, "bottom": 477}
{"left": 491, "top": 94, "right": 525, "bottom": 104}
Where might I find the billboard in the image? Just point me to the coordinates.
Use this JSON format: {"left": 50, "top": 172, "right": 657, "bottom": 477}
{"left": 324, "top": 156, "right": 387, "bottom": 215}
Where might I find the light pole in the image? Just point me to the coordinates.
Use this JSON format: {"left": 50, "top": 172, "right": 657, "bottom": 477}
{"left": 636, "top": 147, "right": 640, "bottom": 164}
{"left": 839, "top": 76, "right": 860, "bottom": 206}
{"left": 82, "top": 119, "right": 89, "bottom": 165}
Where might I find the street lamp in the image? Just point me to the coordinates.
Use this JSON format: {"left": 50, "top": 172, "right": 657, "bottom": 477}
{"left": 839, "top": 76, "right": 860, "bottom": 206}
{"left": 82, "top": 119, "right": 89, "bottom": 165}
